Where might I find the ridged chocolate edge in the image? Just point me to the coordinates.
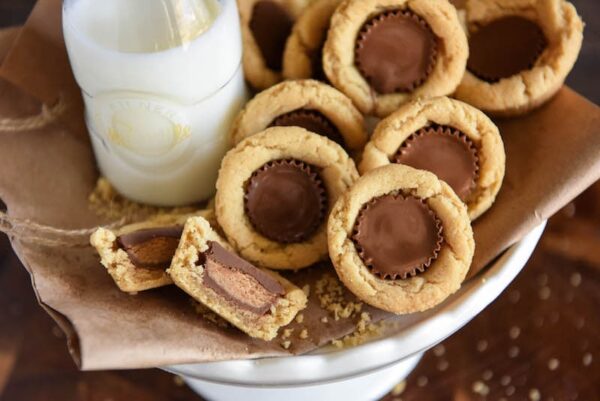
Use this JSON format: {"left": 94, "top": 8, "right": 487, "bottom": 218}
{"left": 352, "top": 193, "right": 445, "bottom": 280}
{"left": 355, "top": 9, "right": 439, "bottom": 93}
{"left": 244, "top": 158, "right": 328, "bottom": 244}
{"left": 394, "top": 124, "right": 481, "bottom": 196}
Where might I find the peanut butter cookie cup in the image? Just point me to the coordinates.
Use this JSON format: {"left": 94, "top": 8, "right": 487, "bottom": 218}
{"left": 239, "top": 0, "right": 313, "bottom": 90}
{"left": 90, "top": 211, "right": 215, "bottom": 293}
{"left": 168, "top": 216, "right": 307, "bottom": 340}
{"left": 322, "top": 0, "right": 468, "bottom": 117}
{"left": 328, "top": 164, "right": 474, "bottom": 314}
{"left": 455, "top": 0, "right": 583, "bottom": 116}
{"left": 360, "top": 97, "right": 505, "bottom": 220}
{"left": 230, "top": 80, "right": 367, "bottom": 151}
{"left": 216, "top": 127, "right": 359, "bottom": 270}
{"left": 282, "top": 0, "right": 342, "bottom": 81}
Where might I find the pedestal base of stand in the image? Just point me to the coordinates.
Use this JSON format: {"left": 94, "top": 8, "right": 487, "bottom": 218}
{"left": 183, "top": 353, "right": 422, "bottom": 401}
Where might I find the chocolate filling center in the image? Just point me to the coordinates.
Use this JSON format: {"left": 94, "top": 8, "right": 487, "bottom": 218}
{"left": 393, "top": 125, "right": 479, "bottom": 201}
{"left": 200, "top": 241, "right": 285, "bottom": 315}
{"left": 245, "top": 159, "right": 327, "bottom": 243}
{"left": 467, "top": 16, "right": 547, "bottom": 82}
{"left": 117, "top": 226, "right": 183, "bottom": 269}
{"left": 355, "top": 10, "right": 437, "bottom": 94}
{"left": 269, "top": 109, "right": 345, "bottom": 146}
{"left": 249, "top": 1, "right": 294, "bottom": 71}
{"left": 352, "top": 194, "right": 443, "bottom": 280}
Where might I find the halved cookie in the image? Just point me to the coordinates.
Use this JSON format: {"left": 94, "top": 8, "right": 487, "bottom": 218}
{"left": 455, "top": 0, "right": 583, "bottom": 116}
{"left": 328, "top": 164, "right": 474, "bottom": 314}
{"left": 360, "top": 97, "right": 505, "bottom": 220}
{"left": 322, "top": 0, "right": 468, "bottom": 117}
{"left": 90, "top": 211, "right": 215, "bottom": 293}
{"left": 168, "top": 216, "right": 307, "bottom": 340}
{"left": 230, "top": 79, "right": 367, "bottom": 151}
{"left": 217, "top": 127, "right": 359, "bottom": 269}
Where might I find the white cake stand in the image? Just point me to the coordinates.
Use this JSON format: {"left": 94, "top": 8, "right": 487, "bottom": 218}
{"left": 165, "top": 222, "right": 546, "bottom": 401}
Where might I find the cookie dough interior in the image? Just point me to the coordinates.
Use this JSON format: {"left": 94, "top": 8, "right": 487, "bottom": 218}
{"left": 244, "top": 159, "right": 328, "bottom": 243}
{"left": 393, "top": 125, "right": 479, "bottom": 201}
{"left": 355, "top": 9, "right": 438, "bottom": 94}
{"left": 249, "top": 1, "right": 294, "bottom": 71}
{"left": 467, "top": 16, "right": 547, "bottom": 82}
{"left": 117, "top": 226, "right": 183, "bottom": 269}
{"left": 269, "top": 108, "right": 345, "bottom": 145}
{"left": 352, "top": 193, "right": 443, "bottom": 280}
{"left": 200, "top": 240, "right": 285, "bottom": 314}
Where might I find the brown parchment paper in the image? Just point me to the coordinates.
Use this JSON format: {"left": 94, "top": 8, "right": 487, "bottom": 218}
{"left": 0, "top": 0, "right": 599, "bottom": 370}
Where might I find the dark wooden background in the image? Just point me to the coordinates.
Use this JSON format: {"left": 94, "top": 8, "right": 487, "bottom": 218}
{"left": 0, "top": 1, "right": 598, "bottom": 400}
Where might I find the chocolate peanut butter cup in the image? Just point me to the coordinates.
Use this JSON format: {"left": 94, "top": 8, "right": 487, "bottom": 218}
{"left": 394, "top": 125, "right": 479, "bottom": 201}
{"left": 467, "top": 16, "right": 547, "bottom": 83}
{"left": 355, "top": 10, "right": 438, "bottom": 94}
{"left": 270, "top": 109, "right": 344, "bottom": 145}
{"left": 328, "top": 164, "right": 474, "bottom": 314}
{"left": 249, "top": 1, "right": 294, "bottom": 71}
{"left": 117, "top": 226, "right": 183, "bottom": 269}
{"left": 168, "top": 216, "right": 308, "bottom": 340}
{"left": 352, "top": 194, "right": 443, "bottom": 280}
{"left": 200, "top": 241, "right": 285, "bottom": 315}
{"left": 245, "top": 159, "right": 328, "bottom": 244}
{"left": 230, "top": 80, "right": 367, "bottom": 151}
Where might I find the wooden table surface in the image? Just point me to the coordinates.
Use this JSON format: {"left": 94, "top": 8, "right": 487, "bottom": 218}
{"left": 0, "top": 1, "right": 598, "bottom": 400}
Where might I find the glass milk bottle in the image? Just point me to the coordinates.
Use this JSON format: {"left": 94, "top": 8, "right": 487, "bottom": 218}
{"left": 63, "top": 0, "right": 248, "bottom": 205}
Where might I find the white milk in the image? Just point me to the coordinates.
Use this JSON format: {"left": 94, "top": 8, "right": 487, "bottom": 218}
{"left": 63, "top": 0, "right": 248, "bottom": 205}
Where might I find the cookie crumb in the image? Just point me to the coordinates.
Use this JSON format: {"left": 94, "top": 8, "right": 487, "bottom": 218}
{"left": 529, "top": 388, "right": 541, "bottom": 401}
{"left": 509, "top": 325, "right": 521, "bottom": 339}
{"left": 299, "top": 329, "right": 309, "bottom": 339}
{"left": 548, "top": 358, "right": 560, "bottom": 370}
{"left": 281, "top": 340, "right": 292, "bottom": 349}
{"left": 302, "top": 284, "right": 311, "bottom": 297}
{"left": 570, "top": 272, "right": 582, "bottom": 287}
{"left": 538, "top": 286, "right": 551, "bottom": 300}
{"left": 582, "top": 353, "right": 592, "bottom": 366}
{"left": 191, "top": 301, "right": 230, "bottom": 328}
{"left": 433, "top": 344, "right": 445, "bottom": 356}
{"left": 89, "top": 177, "right": 196, "bottom": 220}
{"left": 508, "top": 346, "right": 520, "bottom": 358}
{"left": 315, "top": 273, "right": 363, "bottom": 320}
{"left": 472, "top": 381, "right": 489, "bottom": 395}
{"left": 476, "top": 339, "right": 488, "bottom": 352}
{"left": 295, "top": 313, "right": 304, "bottom": 324}
{"left": 321, "top": 316, "right": 329, "bottom": 323}
{"left": 330, "top": 312, "right": 382, "bottom": 348}
{"left": 282, "top": 328, "right": 295, "bottom": 339}
{"left": 417, "top": 376, "right": 428, "bottom": 387}
{"left": 391, "top": 381, "right": 406, "bottom": 395}
{"left": 173, "top": 375, "right": 185, "bottom": 386}
{"left": 482, "top": 369, "right": 493, "bottom": 380}
{"left": 437, "top": 360, "right": 449, "bottom": 371}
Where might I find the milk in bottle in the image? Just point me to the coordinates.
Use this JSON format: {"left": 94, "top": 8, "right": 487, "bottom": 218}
{"left": 63, "top": 0, "right": 248, "bottom": 205}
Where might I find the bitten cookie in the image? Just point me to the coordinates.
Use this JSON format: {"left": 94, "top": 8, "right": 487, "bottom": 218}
{"left": 455, "top": 0, "right": 584, "bottom": 116}
{"left": 230, "top": 79, "right": 367, "bottom": 151}
{"left": 360, "top": 97, "right": 505, "bottom": 220}
{"left": 282, "top": 0, "right": 342, "bottom": 81}
{"left": 322, "top": 0, "right": 468, "bottom": 117}
{"left": 168, "top": 216, "right": 307, "bottom": 340}
{"left": 90, "top": 211, "right": 215, "bottom": 293}
{"left": 216, "top": 127, "right": 359, "bottom": 270}
{"left": 328, "top": 164, "right": 474, "bottom": 314}
{"left": 239, "top": 0, "right": 313, "bottom": 90}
